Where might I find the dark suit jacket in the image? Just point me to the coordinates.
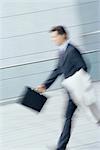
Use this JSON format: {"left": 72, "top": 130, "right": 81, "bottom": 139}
{"left": 44, "top": 43, "right": 87, "bottom": 89}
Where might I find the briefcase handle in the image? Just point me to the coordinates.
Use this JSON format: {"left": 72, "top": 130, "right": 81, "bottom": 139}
{"left": 33, "top": 88, "right": 50, "bottom": 99}
{"left": 33, "top": 88, "right": 43, "bottom": 95}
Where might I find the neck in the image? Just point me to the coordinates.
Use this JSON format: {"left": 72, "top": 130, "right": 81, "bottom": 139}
{"left": 61, "top": 39, "right": 67, "bottom": 45}
{"left": 58, "top": 39, "right": 69, "bottom": 51}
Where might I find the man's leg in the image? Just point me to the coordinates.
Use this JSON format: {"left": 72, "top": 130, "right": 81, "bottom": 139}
{"left": 56, "top": 93, "right": 77, "bottom": 150}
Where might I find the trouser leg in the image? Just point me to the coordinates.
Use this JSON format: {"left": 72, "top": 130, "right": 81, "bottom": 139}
{"left": 56, "top": 93, "right": 77, "bottom": 150}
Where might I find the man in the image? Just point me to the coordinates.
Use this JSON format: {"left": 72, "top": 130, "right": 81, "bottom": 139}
{"left": 37, "top": 26, "right": 87, "bottom": 150}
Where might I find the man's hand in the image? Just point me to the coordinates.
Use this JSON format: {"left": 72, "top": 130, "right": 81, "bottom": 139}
{"left": 36, "top": 84, "right": 46, "bottom": 93}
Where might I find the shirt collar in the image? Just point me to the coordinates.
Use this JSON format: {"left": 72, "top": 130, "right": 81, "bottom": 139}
{"left": 58, "top": 40, "right": 70, "bottom": 52}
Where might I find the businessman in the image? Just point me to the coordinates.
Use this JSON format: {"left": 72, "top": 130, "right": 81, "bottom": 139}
{"left": 37, "top": 26, "right": 87, "bottom": 150}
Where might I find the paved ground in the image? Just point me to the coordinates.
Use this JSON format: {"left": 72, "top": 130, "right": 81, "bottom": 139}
{"left": 0, "top": 82, "right": 100, "bottom": 150}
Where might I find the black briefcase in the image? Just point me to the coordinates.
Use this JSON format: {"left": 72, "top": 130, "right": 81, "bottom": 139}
{"left": 18, "top": 87, "right": 47, "bottom": 112}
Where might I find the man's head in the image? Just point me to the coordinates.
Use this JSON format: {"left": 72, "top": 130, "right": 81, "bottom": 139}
{"left": 50, "top": 25, "right": 68, "bottom": 46}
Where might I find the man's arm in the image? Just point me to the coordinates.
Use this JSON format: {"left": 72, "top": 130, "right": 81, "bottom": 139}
{"left": 36, "top": 59, "right": 61, "bottom": 93}
{"left": 43, "top": 60, "right": 62, "bottom": 89}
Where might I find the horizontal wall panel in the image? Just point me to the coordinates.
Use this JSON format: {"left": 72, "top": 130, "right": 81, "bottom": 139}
{"left": 1, "top": 42, "right": 100, "bottom": 69}
{"left": 1, "top": 9, "right": 81, "bottom": 38}
{"left": 83, "top": 51, "right": 99, "bottom": 68}
{"left": 1, "top": 31, "right": 100, "bottom": 68}
{"left": 79, "top": 42, "right": 100, "bottom": 52}
{"left": 78, "top": 21, "right": 99, "bottom": 33}
{"left": 1, "top": 21, "right": 99, "bottom": 58}
{"left": 0, "top": 0, "right": 77, "bottom": 17}
{"left": 1, "top": 1, "right": 98, "bottom": 38}
{"left": 81, "top": 33, "right": 100, "bottom": 44}
{"left": 1, "top": 32, "right": 55, "bottom": 59}
{"left": 1, "top": 59, "right": 57, "bottom": 80}
{"left": 1, "top": 0, "right": 97, "bottom": 18}
{"left": 1, "top": 25, "right": 83, "bottom": 59}
{"left": 0, "top": 71, "right": 62, "bottom": 100}
{"left": 0, "top": 50, "right": 58, "bottom": 68}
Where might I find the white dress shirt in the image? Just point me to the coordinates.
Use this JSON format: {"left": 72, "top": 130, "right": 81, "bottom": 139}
{"left": 58, "top": 40, "right": 70, "bottom": 53}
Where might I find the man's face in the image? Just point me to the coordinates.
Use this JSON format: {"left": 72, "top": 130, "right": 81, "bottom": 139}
{"left": 51, "top": 31, "right": 66, "bottom": 46}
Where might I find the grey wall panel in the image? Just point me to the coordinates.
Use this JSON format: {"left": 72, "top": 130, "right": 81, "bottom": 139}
{"left": 1, "top": 27, "right": 83, "bottom": 59}
{"left": 2, "top": 25, "right": 98, "bottom": 60}
{"left": 81, "top": 34, "right": 100, "bottom": 44}
{"left": 1, "top": 0, "right": 77, "bottom": 17}
{"left": 1, "top": 2, "right": 98, "bottom": 38}
{"left": 1, "top": 38, "right": 100, "bottom": 68}
{"left": 83, "top": 51, "right": 99, "bottom": 64}
{"left": 1, "top": 32, "right": 54, "bottom": 58}
{"left": 77, "top": 1, "right": 98, "bottom": 24}
{"left": 1, "top": 59, "right": 57, "bottom": 80}
{"left": 0, "top": 49, "right": 58, "bottom": 68}
{"left": 0, "top": 71, "right": 62, "bottom": 100}
{"left": 1, "top": 42, "right": 100, "bottom": 69}
{"left": 1, "top": 8, "right": 81, "bottom": 38}
{"left": 79, "top": 42, "right": 100, "bottom": 52}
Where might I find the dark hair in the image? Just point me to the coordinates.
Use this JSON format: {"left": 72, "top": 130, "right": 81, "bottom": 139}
{"left": 50, "top": 25, "right": 67, "bottom": 36}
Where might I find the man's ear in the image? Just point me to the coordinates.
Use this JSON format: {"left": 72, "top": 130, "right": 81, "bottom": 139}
{"left": 63, "top": 34, "right": 67, "bottom": 40}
